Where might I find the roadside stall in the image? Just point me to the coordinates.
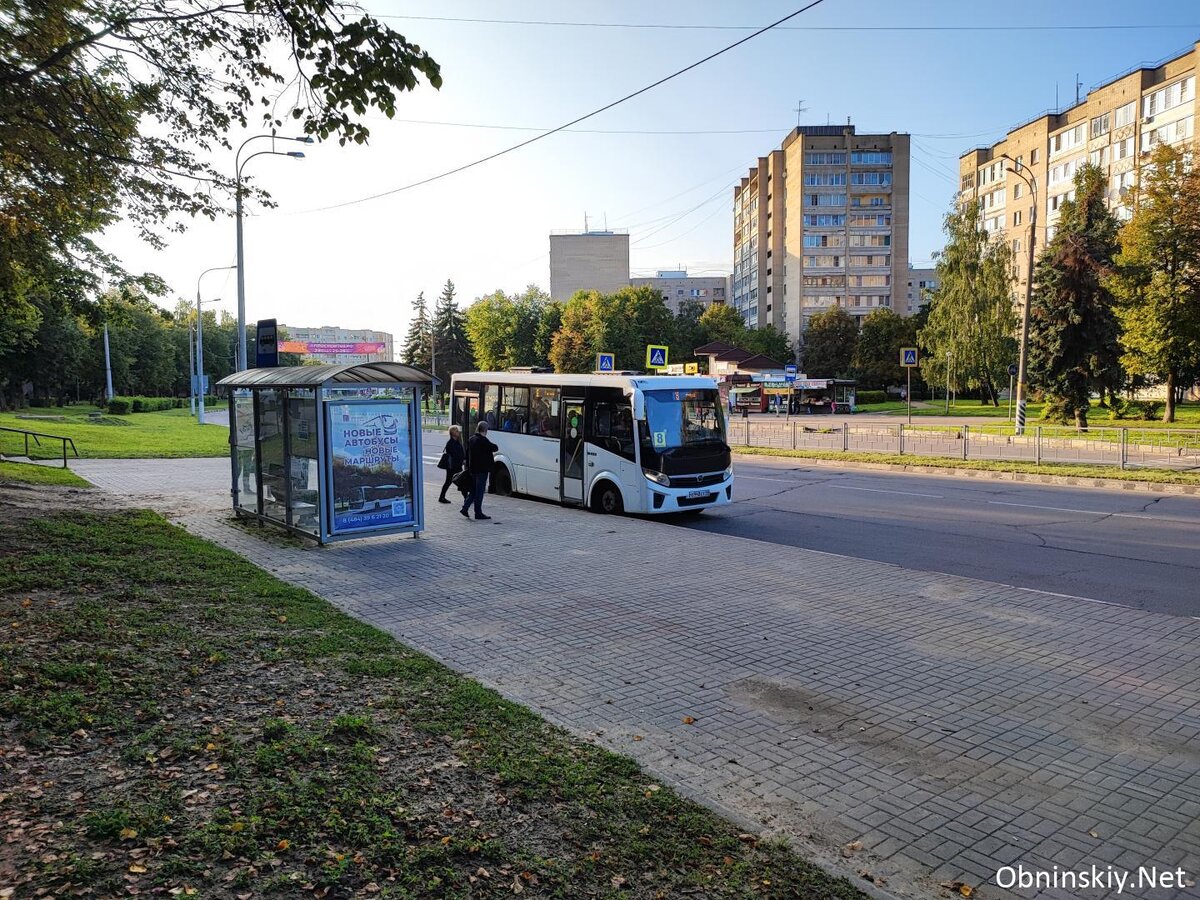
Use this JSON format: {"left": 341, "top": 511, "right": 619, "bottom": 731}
{"left": 218, "top": 362, "right": 434, "bottom": 544}
{"left": 790, "top": 378, "right": 857, "bottom": 414}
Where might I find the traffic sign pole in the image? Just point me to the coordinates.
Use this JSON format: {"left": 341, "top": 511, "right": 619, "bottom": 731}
{"left": 907, "top": 367, "right": 912, "bottom": 424}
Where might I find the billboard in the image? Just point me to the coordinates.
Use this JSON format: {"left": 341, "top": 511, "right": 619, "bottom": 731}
{"left": 327, "top": 401, "right": 415, "bottom": 533}
{"left": 279, "top": 340, "right": 386, "bottom": 355}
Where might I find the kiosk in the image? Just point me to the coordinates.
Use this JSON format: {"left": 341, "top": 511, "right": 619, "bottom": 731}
{"left": 218, "top": 362, "right": 434, "bottom": 544}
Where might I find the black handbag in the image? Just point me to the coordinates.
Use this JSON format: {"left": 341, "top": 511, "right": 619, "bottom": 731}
{"left": 453, "top": 469, "right": 473, "bottom": 493}
{"left": 436, "top": 451, "right": 449, "bottom": 470}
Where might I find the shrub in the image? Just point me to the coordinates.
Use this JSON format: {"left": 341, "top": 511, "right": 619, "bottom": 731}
{"left": 1138, "top": 400, "right": 1163, "bottom": 421}
{"left": 855, "top": 390, "right": 887, "bottom": 405}
{"left": 106, "top": 398, "right": 132, "bottom": 415}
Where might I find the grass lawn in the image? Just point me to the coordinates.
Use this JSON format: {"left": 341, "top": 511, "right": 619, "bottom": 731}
{"left": 0, "top": 405, "right": 228, "bottom": 460}
{"left": 0, "top": 461, "right": 92, "bottom": 487}
{"left": 0, "top": 502, "right": 868, "bottom": 899}
{"left": 734, "top": 447, "right": 1200, "bottom": 487}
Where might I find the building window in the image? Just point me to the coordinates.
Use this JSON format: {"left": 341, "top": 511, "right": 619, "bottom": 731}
{"left": 1013, "top": 183, "right": 1022, "bottom": 199}
{"left": 1031, "top": 148, "right": 1040, "bottom": 164}
{"left": 1090, "top": 112, "right": 1110, "bottom": 139}
{"left": 850, "top": 150, "right": 892, "bottom": 165}
{"left": 806, "top": 152, "right": 847, "bottom": 165}
{"left": 1013, "top": 210, "right": 1022, "bottom": 226}
{"left": 1013, "top": 238, "right": 1022, "bottom": 254}
{"left": 1114, "top": 101, "right": 1136, "bottom": 128}
{"left": 803, "top": 214, "right": 846, "bottom": 227}
{"left": 807, "top": 193, "right": 847, "bottom": 206}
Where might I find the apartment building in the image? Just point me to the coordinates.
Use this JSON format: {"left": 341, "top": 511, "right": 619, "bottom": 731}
{"left": 732, "top": 125, "right": 912, "bottom": 348}
{"left": 630, "top": 270, "right": 729, "bottom": 314}
{"left": 277, "top": 325, "right": 394, "bottom": 365}
{"left": 906, "top": 267, "right": 938, "bottom": 315}
{"left": 959, "top": 39, "right": 1200, "bottom": 305}
{"left": 549, "top": 230, "right": 631, "bottom": 301}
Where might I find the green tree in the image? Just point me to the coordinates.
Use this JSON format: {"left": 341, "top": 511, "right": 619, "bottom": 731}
{"left": 464, "top": 285, "right": 554, "bottom": 370}
{"left": 919, "top": 200, "right": 1017, "bottom": 406}
{"left": 1027, "top": 164, "right": 1123, "bottom": 430}
{"left": 1108, "top": 144, "right": 1200, "bottom": 422}
{"left": 697, "top": 302, "right": 747, "bottom": 347}
{"left": 742, "top": 324, "right": 793, "bottom": 363}
{"left": 672, "top": 300, "right": 708, "bottom": 365}
{"left": 401, "top": 292, "right": 431, "bottom": 370}
{"left": 431, "top": 279, "right": 474, "bottom": 395}
{"left": 852, "top": 308, "right": 917, "bottom": 390}
{"left": 549, "top": 286, "right": 674, "bottom": 374}
{"left": 533, "top": 301, "right": 563, "bottom": 365}
{"left": 802, "top": 307, "right": 858, "bottom": 377}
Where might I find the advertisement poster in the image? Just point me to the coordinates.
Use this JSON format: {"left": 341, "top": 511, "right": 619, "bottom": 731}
{"left": 328, "top": 401, "right": 414, "bottom": 533}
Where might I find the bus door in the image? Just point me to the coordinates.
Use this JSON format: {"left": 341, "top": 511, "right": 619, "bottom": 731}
{"left": 453, "top": 392, "right": 479, "bottom": 444}
{"left": 559, "top": 396, "right": 585, "bottom": 504}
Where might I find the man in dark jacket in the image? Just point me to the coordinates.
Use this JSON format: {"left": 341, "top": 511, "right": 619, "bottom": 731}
{"left": 461, "top": 421, "right": 499, "bottom": 520}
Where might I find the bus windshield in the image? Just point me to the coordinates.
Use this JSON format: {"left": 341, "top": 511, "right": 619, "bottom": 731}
{"left": 643, "top": 389, "right": 726, "bottom": 451}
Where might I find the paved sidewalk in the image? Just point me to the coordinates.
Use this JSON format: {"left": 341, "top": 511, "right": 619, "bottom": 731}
{"left": 73, "top": 458, "right": 1200, "bottom": 899}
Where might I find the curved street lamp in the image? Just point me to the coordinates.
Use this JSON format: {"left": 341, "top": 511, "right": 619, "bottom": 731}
{"left": 234, "top": 134, "right": 313, "bottom": 371}
{"left": 999, "top": 154, "right": 1038, "bottom": 435}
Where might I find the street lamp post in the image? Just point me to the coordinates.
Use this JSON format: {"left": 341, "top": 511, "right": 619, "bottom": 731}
{"left": 944, "top": 351, "right": 951, "bottom": 414}
{"left": 234, "top": 134, "right": 312, "bottom": 371}
{"left": 1000, "top": 154, "right": 1038, "bottom": 435}
{"left": 196, "top": 265, "right": 237, "bottom": 424}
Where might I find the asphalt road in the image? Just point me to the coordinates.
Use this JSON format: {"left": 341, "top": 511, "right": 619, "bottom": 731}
{"left": 418, "top": 436, "right": 1200, "bottom": 617}
{"left": 678, "top": 454, "right": 1200, "bottom": 618}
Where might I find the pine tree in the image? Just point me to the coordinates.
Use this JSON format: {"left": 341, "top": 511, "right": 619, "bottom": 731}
{"left": 401, "top": 292, "right": 430, "bottom": 370}
{"left": 1027, "top": 164, "right": 1122, "bottom": 430}
{"left": 431, "top": 279, "right": 474, "bottom": 394}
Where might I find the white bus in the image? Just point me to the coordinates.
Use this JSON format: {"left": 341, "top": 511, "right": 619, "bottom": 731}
{"left": 448, "top": 369, "right": 733, "bottom": 515}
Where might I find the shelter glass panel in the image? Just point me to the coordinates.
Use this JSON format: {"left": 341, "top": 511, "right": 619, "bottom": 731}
{"left": 287, "top": 389, "right": 319, "bottom": 535}
{"left": 256, "top": 389, "right": 288, "bottom": 524}
{"left": 232, "top": 389, "right": 258, "bottom": 514}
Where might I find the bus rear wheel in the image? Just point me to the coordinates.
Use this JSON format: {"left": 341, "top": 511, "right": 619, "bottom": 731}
{"left": 491, "top": 465, "right": 513, "bottom": 496}
{"left": 591, "top": 482, "right": 623, "bottom": 515}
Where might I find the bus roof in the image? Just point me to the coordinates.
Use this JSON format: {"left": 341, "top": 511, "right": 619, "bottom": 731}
{"left": 451, "top": 371, "right": 719, "bottom": 392}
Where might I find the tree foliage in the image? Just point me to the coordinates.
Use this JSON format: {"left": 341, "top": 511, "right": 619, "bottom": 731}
{"left": 431, "top": 279, "right": 474, "bottom": 393}
{"left": 919, "top": 200, "right": 1017, "bottom": 405}
{"left": 400, "top": 292, "right": 430, "bottom": 370}
{"left": 1027, "top": 164, "right": 1122, "bottom": 429}
{"left": 852, "top": 308, "right": 919, "bottom": 390}
{"left": 1107, "top": 144, "right": 1200, "bottom": 422}
{"left": 550, "top": 286, "right": 674, "bottom": 374}
{"left": 802, "top": 307, "right": 858, "bottom": 377}
{"left": 464, "top": 285, "right": 556, "bottom": 371}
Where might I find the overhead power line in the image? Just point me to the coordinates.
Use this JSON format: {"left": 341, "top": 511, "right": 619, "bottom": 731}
{"left": 381, "top": 117, "right": 792, "bottom": 135}
{"left": 293, "top": 0, "right": 830, "bottom": 214}
{"left": 378, "top": 14, "right": 1198, "bottom": 33}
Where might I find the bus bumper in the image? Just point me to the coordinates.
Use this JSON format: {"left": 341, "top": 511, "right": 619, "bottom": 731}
{"left": 646, "top": 479, "right": 734, "bottom": 513}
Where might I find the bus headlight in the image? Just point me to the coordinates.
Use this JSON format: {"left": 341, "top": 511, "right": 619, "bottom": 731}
{"left": 723, "top": 465, "right": 734, "bottom": 480}
{"left": 642, "top": 468, "right": 671, "bottom": 487}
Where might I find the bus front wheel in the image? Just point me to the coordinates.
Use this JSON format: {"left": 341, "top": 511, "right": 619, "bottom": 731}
{"left": 591, "top": 482, "right": 623, "bottom": 515}
{"left": 492, "top": 465, "right": 513, "bottom": 496}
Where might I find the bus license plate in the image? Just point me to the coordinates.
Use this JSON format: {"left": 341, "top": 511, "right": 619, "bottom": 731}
{"left": 687, "top": 489, "right": 709, "bottom": 499}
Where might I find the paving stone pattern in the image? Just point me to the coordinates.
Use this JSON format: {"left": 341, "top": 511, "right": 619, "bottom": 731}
{"left": 72, "top": 458, "right": 1200, "bottom": 899}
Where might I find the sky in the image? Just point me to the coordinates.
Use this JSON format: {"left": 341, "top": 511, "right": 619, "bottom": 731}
{"left": 97, "top": 0, "right": 1200, "bottom": 344}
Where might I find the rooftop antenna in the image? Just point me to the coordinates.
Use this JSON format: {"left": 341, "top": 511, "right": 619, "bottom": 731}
{"left": 584, "top": 212, "right": 589, "bottom": 232}
{"left": 1075, "top": 73, "right": 1082, "bottom": 105}
{"left": 1055, "top": 81, "right": 1059, "bottom": 110}
{"left": 604, "top": 212, "right": 608, "bottom": 231}
{"left": 793, "top": 98, "right": 808, "bottom": 127}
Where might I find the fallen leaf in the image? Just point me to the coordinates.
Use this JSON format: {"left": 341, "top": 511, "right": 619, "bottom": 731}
{"left": 205, "top": 743, "right": 217, "bottom": 752}
{"left": 204, "top": 763, "right": 219, "bottom": 772}
{"left": 841, "top": 839, "right": 863, "bottom": 858}
{"left": 276, "top": 839, "right": 289, "bottom": 851}
{"left": 632, "top": 735, "right": 643, "bottom": 741}
{"left": 681, "top": 716, "right": 696, "bottom": 725}
{"left": 278, "top": 615, "right": 287, "bottom": 623}
{"left": 119, "top": 827, "right": 138, "bottom": 840}
{"left": 129, "top": 864, "right": 147, "bottom": 874}
{"left": 230, "top": 822, "right": 244, "bottom": 833}
{"left": 611, "top": 876, "right": 626, "bottom": 888}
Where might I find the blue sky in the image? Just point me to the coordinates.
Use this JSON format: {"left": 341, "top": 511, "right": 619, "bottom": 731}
{"left": 100, "top": 0, "right": 1200, "bottom": 342}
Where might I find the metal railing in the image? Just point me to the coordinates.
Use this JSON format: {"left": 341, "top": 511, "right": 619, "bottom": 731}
{"left": 729, "top": 420, "right": 1200, "bottom": 473}
{"left": 0, "top": 426, "right": 79, "bottom": 469}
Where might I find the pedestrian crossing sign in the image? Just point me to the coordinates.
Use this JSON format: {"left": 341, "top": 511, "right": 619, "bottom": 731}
{"left": 901, "top": 347, "right": 919, "bottom": 367}
{"left": 646, "top": 344, "right": 669, "bottom": 369}
{"left": 596, "top": 352, "right": 615, "bottom": 372}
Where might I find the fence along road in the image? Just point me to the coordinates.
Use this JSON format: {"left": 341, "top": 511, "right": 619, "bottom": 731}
{"left": 729, "top": 418, "right": 1200, "bottom": 471}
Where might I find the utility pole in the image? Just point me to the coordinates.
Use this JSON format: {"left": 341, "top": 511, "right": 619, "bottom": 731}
{"left": 103, "top": 324, "right": 114, "bottom": 402}
{"left": 1001, "top": 154, "right": 1038, "bottom": 434}
{"left": 944, "top": 351, "right": 951, "bottom": 415}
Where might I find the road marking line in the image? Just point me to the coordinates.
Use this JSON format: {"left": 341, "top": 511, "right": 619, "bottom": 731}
{"left": 828, "top": 485, "right": 943, "bottom": 498}
{"left": 986, "top": 500, "right": 1194, "bottom": 523}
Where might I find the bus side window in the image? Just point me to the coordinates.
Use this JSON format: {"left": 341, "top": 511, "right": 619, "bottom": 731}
{"left": 592, "top": 402, "right": 635, "bottom": 462}
{"left": 483, "top": 385, "right": 500, "bottom": 429}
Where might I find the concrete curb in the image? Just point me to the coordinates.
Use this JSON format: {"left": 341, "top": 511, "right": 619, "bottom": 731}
{"left": 732, "top": 450, "right": 1200, "bottom": 495}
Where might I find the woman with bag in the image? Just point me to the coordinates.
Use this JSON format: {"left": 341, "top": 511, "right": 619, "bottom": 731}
{"left": 436, "top": 425, "right": 465, "bottom": 504}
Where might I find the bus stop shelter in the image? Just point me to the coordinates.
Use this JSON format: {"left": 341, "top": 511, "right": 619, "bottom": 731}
{"left": 218, "top": 362, "right": 434, "bottom": 544}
